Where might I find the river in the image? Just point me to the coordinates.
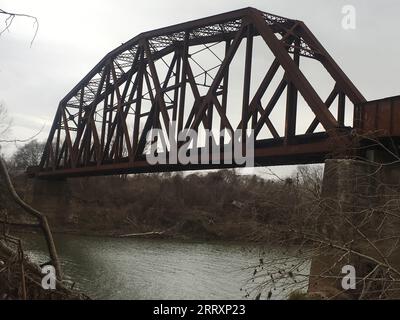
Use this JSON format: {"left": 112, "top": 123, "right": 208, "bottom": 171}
{"left": 18, "top": 232, "right": 307, "bottom": 300}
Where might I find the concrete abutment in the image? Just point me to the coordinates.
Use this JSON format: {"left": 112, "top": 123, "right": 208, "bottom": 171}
{"left": 308, "top": 159, "right": 400, "bottom": 299}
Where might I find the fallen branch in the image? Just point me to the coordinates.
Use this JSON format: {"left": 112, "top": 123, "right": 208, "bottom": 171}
{"left": 0, "top": 156, "right": 62, "bottom": 280}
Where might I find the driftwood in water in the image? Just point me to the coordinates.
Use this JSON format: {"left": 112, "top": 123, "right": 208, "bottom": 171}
{"left": 118, "top": 231, "right": 165, "bottom": 238}
{"left": 0, "top": 157, "right": 62, "bottom": 280}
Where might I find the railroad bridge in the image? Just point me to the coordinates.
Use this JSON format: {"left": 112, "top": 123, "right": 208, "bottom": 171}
{"left": 28, "top": 7, "right": 400, "bottom": 178}
{"left": 22, "top": 7, "right": 400, "bottom": 298}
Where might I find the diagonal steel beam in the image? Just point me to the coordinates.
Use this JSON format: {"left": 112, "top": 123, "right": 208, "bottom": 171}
{"left": 296, "top": 21, "right": 366, "bottom": 105}
{"left": 189, "top": 23, "right": 247, "bottom": 132}
{"left": 248, "top": 8, "right": 338, "bottom": 133}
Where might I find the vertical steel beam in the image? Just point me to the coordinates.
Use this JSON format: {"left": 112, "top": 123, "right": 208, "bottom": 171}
{"left": 172, "top": 50, "right": 181, "bottom": 122}
{"left": 338, "top": 91, "right": 346, "bottom": 126}
{"left": 54, "top": 120, "right": 61, "bottom": 170}
{"left": 284, "top": 38, "right": 300, "bottom": 144}
{"left": 100, "top": 70, "right": 111, "bottom": 164}
{"left": 132, "top": 50, "right": 145, "bottom": 157}
{"left": 177, "top": 32, "right": 189, "bottom": 136}
{"left": 242, "top": 25, "right": 253, "bottom": 144}
{"left": 220, "top": 40, "right": 231, "bottom": 147}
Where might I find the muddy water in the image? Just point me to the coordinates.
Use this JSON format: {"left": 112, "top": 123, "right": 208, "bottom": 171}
{"left": 18, "top": 233, "right": 305, "bottom": 299}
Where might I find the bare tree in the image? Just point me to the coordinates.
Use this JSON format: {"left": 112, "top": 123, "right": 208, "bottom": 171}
{"left": 10, "top": 139, "right": 45, "bottom": 170}
{"left": 0, "top": 8, "right": 39, "bottom": 46}
{"left": 243, "top": 145, "right": 400, "bottom": 300}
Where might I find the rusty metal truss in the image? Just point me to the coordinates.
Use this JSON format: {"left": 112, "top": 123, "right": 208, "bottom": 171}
{"left": 34, "top": 7, "right": 368, "bottom": 178}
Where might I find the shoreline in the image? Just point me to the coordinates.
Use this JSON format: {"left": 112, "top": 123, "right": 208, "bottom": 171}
{"left": 12, "top": 226, "right": 271, "bottom": 245}
{"left": 0, "top": 238, "right": 89, "bottom": 300}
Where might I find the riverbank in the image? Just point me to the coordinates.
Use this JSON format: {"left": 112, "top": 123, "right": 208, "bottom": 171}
{"left": 8, "top": 221, "right": 292, "bottom": 244}
{"left": 2, "top": 170, "right": 312, "bottom": 244}
{"left": 0, "top": 238, "right": 89, "bottom": 300}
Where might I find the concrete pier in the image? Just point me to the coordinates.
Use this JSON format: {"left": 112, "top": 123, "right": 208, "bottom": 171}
{"left": 308, "top": 159, "right": 400, "bottom": 299}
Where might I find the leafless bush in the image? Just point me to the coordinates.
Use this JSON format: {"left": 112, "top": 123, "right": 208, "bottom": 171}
{"left": 244, "top": 135, "right": 400, "bottom": 300}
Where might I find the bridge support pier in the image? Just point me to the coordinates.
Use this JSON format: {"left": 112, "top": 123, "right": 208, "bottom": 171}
{"left": 308, "top": 158, "right": 400, "bottom": 299}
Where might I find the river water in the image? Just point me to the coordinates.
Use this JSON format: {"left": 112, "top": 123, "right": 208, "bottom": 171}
{"left": 17, "top": 233, "right": 305, "bottom": 300}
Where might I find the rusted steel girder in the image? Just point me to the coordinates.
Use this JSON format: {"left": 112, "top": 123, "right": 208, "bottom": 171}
{"left": 34, "top": 7, "right": 366, "bottom": 178}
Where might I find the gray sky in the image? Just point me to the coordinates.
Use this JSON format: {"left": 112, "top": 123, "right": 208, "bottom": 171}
{"left": 1, "top": 0, "right": 399, "bottom": 177}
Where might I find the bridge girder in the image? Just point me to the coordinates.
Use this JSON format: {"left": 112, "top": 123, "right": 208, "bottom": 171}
{"left": 35, "top": 7, "right": 366, "bottom": 178}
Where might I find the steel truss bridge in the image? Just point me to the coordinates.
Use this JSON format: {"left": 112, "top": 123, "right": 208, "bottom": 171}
{"left": 30, "top": 7, "right": 400, "bottom": 179}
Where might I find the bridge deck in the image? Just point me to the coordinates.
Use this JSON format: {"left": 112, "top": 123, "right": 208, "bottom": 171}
{"left": 30, "top": 133, "right": 337, "bottom": 178}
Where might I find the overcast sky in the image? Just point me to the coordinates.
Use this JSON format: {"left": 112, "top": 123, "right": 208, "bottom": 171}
{"left": 1, "top": 0, "right": 399, "bottom": 177}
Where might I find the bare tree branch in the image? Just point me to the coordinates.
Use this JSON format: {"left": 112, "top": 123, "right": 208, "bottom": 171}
{"left": 0, "top": 8, "right": 39, "bottom": 47}
{"left": 0, "top": 124, "right": 44, "bottom": 144}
